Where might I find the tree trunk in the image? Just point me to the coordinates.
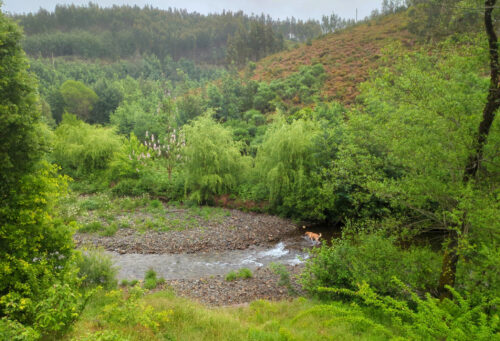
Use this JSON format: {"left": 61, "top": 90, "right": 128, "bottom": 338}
{"left": 437, "top": 0, "right": 499, "bottom": 299}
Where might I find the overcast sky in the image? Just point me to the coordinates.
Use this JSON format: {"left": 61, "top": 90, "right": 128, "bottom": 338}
{"left": 2, "top": 1, "right": 382, "bottom": 21}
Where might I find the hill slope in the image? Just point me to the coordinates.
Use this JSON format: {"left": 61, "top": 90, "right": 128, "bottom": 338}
{"left": 252, "top": 13, "right": 414, "bottom": 104}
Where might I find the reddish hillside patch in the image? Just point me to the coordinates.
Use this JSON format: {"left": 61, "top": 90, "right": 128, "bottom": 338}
{"left": 252, "top": 13, "right": 414, "bottom": 105}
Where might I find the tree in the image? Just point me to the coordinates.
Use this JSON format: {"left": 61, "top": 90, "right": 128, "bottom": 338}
{"left": 437, "top": 0, "right": 500, "bottom": 299}
{"left": 0, "top": 9, "right": 79, "bottom": 335}
{"left": 182, "top": 113, "right": 247, "bottom": 203}
{"left": 90, "top": 79, "right": 123, "bottom": 124}
{"left": 342, "top": 33, "right": 499, "bottom": 300}
{"left": 60, "top": 79, "right": 98, "bottom": 121}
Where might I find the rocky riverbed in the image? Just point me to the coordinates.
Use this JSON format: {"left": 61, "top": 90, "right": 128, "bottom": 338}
{"left": 160, "top": 265, "right": 305, "bottom": 306}
{"left": 72, "top": 199, "right": 321, "bottom": 305}
{"left": 74, "top": 208, "right": 303, "bottom": 254}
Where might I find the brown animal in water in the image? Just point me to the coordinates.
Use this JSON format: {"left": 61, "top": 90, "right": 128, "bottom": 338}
{"left": 305, "top": 231, "right": 322, "bottom": 242}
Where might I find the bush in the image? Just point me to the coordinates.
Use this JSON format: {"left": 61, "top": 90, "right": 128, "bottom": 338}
{"left": 269, "top": 263, "right": 297, "bottom": 295}
{"left": 111, "top": 167, "right": 184, "bottom": 201}
{"left": 237, "top": 268, "right": 253, "bottom": 279}
{"left": 143, "top": 268, "right": 164, "bottom": 289}
{"left": 52, "top": 114, "right": 123, "bottom": 178}
{"left": 76, "top": 249, "right": 118, "bottom": 289}
{"left": 301, "top": 232, "right": 441, "bottom": 298}
{"left": 225, "top": 268, "right": 253, "bottom": 281}
{"left": 225, "top": 271, "right": 237, "bottom": 281}
{"left": 0, "top": 318, "right": 40, "bottom": 340}
{"left": 318, "top": 281, "right": 500, "bottom": 340}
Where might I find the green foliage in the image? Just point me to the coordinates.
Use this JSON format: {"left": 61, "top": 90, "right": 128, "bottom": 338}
{"left": 340, "top": 37, "right": 500, "bottom": 298}
{"left": 76, "top": 249, "right": 117, "bottom": 289}
{"left": 110, "top": 82, "right": 174, "bottom": 140}
{"left": 100, "top": 223, "right": 119, "bottom": 237}
{"left": 318, "top": 281, "right": 500, "bottom": 340}
{"left": 237, "top": 268, "right": 253, "bottom": 279}
{"left": 91, "top": 79, "right": 123, "bottom": 124}
{"left": 78, "top": 221, "right": 104, "bottom": 234}
{"left": 0, "top": 10, "right": 81, "bottom": 335}
{"left": 108, "top": 132, "right": 151, "bottom": 182}
{"left": 73, "top": 330, "right": 129, "bottom": 341}
{"left": 98, "top": 287, "right": 172, "bottom": 332}
{"left": 225, "top": 268, "right": 253, "bottom": 281}
{"left": 407, "top": 0, "right": 484, "bottom": 41}
{"left": 225, "top": 271, "right": 238, "bottom": 281}
{"left": 253, "top": 107, "right": 342, "bottom": 221}
{"left": 33, "top": 277, "right": 84, "bottom": 334}
{"left": 60, "top": 80, "right": 99, "bottom": 122}
{"left": 52, "top": 114, "right": 123, "bottom": 178}
{"left": 226, "top": 21, "right": 284, "bottom": 66}
{"left": 269, "top": 263, "right": 297, "bottom": 296}
{"left": 182, "top": 113, "right": 248, "bottom": 203}
{"left": 301, "top": 232, "right": 441, "bottom": 298}
{"left": 143, "top": 269, "right": 164, "bottom": 290}
{"left": 0, "top": 318, "right": 40, "bottom": 340}
{"left": 16, "top": 4, "right": 318, "bottom": 64}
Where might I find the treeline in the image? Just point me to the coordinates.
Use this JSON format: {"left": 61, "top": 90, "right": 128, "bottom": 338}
{"left": 13, "top": 3, "right": 323, "bottom": 65}
{"left": 371, "top": 0, "right": 490, "bottom": 41}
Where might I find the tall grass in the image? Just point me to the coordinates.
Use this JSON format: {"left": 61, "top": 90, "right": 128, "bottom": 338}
{"left": 64, "top": 290, "right": 400, "bottom": 340}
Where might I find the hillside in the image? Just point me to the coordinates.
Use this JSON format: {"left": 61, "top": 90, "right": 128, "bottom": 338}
{"left": 252, "top": 13, "right": 414, "bottom": 104}
{"left": 13, "top": 4, "right": 321, "bottom": 65}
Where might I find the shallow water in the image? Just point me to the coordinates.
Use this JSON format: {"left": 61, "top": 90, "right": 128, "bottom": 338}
{"left": 109, "top": 238, "right": 316, "bottom": 280}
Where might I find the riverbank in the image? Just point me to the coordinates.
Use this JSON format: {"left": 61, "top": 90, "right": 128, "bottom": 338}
{"left": 70, "top": 194, "right": 303, "bottom": 254}
{"left": 161, "top": 265, "right": 304, "bottom": 306}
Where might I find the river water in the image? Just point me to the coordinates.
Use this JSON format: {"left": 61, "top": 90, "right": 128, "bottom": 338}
{"left": 109, "top": 237, "right": 317, "bottom": 280}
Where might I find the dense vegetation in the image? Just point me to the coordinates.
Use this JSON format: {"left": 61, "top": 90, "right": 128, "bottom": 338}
{"left": 13, "top": 4, "right": 312, "bottom": 64}
{"left": 1, "top": 0, "right": 499, "bottom": 339}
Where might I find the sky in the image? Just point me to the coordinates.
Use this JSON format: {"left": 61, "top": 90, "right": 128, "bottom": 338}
{"left": 2, "top": 0, "right": 382, "bottom": 21}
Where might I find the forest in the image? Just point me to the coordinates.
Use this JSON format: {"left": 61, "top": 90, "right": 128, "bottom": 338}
{"left": 0, "top": 0, "right": 499, "bottom": 340}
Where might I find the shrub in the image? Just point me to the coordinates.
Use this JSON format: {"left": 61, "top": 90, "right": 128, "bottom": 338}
{"left": 237, "top": 268, "right": 253, "bottom": 279}
{"left": 143, "top": 268, "right": 164, "bottom": 289}
{"left": 0, "top": 318, "right": 40, "bottom": 340}
{"left": 144, "top": 278, "right": 158, "bottom": 290}
{"left": 301, "top": 232, "right": 441, "bottom": 298}
{"left": 98, "top": 287, "right": 172, "bottom": 332}
{"left": 318, "top": 281, "right": 500, "bottom": 340}
{"left": 269, "top": 263, "right": 297, "bottom": 295}
{"left": 76, "top": 249, "right": 118, "bottom": 289}
{"left": 52, "top": 114, "right": 123, "bottom": 178}
{"left": 225, "top": 268, "right": 253, "bottom": 281}
{"left": 225, "top": 271, "right": 238, "bottom": 281}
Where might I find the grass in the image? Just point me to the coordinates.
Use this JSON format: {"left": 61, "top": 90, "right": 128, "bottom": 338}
{"left": 63, "top": 289, "right": 400, "bottom": 340}
{"left": 226, "top": 268, "right": 253, "bottom": 281}
{"left": 58, "top": 192, "right": 233, "bottom": 235}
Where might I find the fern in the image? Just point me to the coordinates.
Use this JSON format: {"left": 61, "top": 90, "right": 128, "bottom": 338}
{"left": 316, "top": 280, "right": 500, "bottom": 340}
